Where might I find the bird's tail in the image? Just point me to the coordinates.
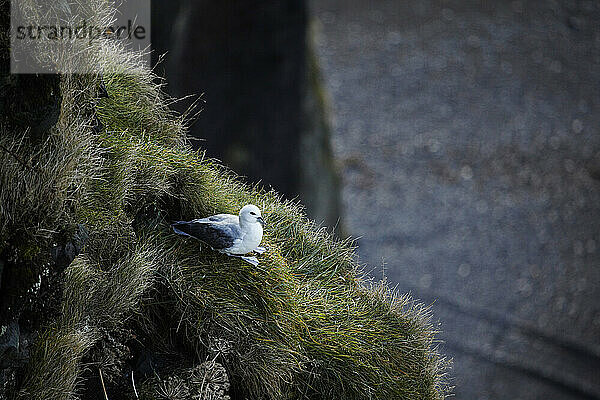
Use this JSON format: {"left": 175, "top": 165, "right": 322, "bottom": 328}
{"left": 171, "top": 222, "right": 193, "bottom": 237}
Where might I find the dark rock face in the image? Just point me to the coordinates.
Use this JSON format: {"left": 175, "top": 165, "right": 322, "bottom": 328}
{"left": 0, "top": 74, "right": 62, "bottom": 140}
{"left": 153, "top": 0, "right": 307, "bottom": 198}
{"left": 51, "top": 224, "right": 89, "bottom": 270}
{"left": 0, "top": 321, "right": 21, "bottom": 398}
{"left": 0, "top": 322, "right": 21, "bottom": 369}
{"left": 311, "top": 0, "right": 600, "bottom": 399}
{"left": 298, "top": 43, "right": 342, "bottom": 228}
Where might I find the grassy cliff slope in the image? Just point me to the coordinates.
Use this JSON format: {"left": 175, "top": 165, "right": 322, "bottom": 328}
{"left": 0, "top": 1, "right": 448, "bottom": 399}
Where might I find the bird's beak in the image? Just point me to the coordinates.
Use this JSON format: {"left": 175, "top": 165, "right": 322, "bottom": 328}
{"left": 257, "top": 216, "right": 265, "bottom": 227}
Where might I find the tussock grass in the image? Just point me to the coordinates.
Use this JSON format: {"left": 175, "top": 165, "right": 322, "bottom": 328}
{"left": 0, "top": 0, "right": 449, "bottom": 399}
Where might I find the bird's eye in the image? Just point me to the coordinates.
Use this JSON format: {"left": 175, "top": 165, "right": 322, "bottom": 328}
{"left": 250, "top": 212, "right": 256, "bottom": 215}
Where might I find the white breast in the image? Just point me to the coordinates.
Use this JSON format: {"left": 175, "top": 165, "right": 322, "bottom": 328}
{"left": 227, "top": 222, "right": 263, "bottom": 255}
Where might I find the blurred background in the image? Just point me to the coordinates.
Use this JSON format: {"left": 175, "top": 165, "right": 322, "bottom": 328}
{"left": 150, "top": 1, "right": 600, "bottom": 399}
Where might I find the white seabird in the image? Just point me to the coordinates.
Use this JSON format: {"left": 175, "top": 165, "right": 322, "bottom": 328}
{"left": 171, "top": 204, "right": 266, "bottom": 266}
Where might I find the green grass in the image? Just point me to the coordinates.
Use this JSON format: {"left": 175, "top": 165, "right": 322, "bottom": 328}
{"left": 0, "top": 0, "right": 449, "bottom": 399}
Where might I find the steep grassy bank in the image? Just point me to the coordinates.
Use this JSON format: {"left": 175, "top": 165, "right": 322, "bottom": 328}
{"left": 0, "top": 1, "right": 448, "bottom": 399}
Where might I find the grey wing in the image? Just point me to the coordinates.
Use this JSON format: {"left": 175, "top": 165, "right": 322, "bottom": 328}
{"left": 202, "top": 214, "right": 239, "bottom": 224}
{"left": 172, "top": 218, "right": 241, "bottom": 250}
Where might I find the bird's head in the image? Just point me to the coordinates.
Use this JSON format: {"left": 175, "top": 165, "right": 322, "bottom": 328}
{"left": 239, "top": 204, "right": 265, "bottom": 227}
